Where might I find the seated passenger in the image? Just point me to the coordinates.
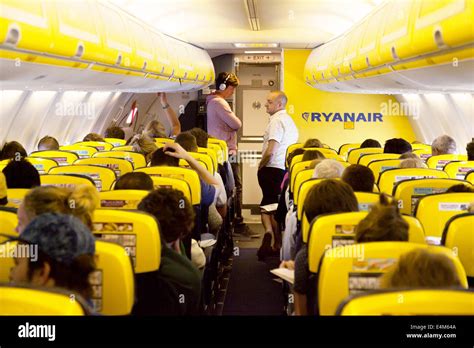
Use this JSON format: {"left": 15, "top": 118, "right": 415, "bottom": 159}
{"left": 432, "top": 135, "right": 457, "bottom": 156}
{"left": 381, "top": 248, "right": 462, "bottom": 288}
{"left": 400, "top": 157, "right": 426, "bottom": 169}
{"left": 446, "top": 184, "right": 474, "bottom": 193}
{"left": 290, "top": 180, "right": 359, "bottom": 315}
{"left": 355, "top": 194, "right": 409, "bottom": 243}
{"left": 0, "top": 141, "right": 27, "bottom": 160}
{"left": 37, "top": 136, "right": 60, "bottom": 151}
{"left": 113, "top": 172, "right": 154, "bottom": 191}
{"left": 16, "top": 185, "right": 99, "bottom": 233}
{"left": 342, "top": 164, "right": 375, "bottom": 192}
{"left": 143, "top": 120, "right": 168, "bottom": 139}
{"left": 104, "top": 126, "right": 125, "bottom": 140}
{"left": 467, "top": 141, "right": 474, "bottom": 161}
{"left": 303, "top": 138, "right": 323, "bottom": 148}
{"left": 312, "top": 159, "right": 344, "bottom": 179}
{"left": 188, "top": 128, "right": 209, "bottom": 148}
{"left": 302, "top": 149, "right": 325, "bottom": 162}
{"left": 360, "top": 139, "right": 381, "bottom": 148}
{"left": 137, "top": 188, "right": 202, "bottom": 315}
{"left": 384, "top": 138, "right": 412, "bottom": 154}
{"left": 3, "top": 159, "right": 40, "bottom": 189}
{"left": 0, "top": 172, "right": 7, "bottom": 206}
{"left": 9, "top": 213, "right": 96, "bottom": 304}
{"left": 83, "top": 133, "right": 105, "bottom": 142}
{"left": 130, "top": 134, "right": 158, "bottom": 163}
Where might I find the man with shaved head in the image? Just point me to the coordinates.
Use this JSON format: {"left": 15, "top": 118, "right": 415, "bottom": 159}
{"left": 257, "top": 91, "right": 299, "bottom": 260}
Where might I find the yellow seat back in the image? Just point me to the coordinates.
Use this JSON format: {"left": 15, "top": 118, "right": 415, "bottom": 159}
{"left": 0, "top": 208, "right": 18, "bottom": 282}
{"left": 104, "top": 138, "right": 127, "bottom": 147}
{"left": 208, "top": 143, "right": 225, "bottom": 165}
{"left": 347, "top": 147, "right": 383, "bottom": 164}
{"left": 338, "top": 143, "right": 360, "bottom": 158}
{"left": 290, "top": 160, "right": 314, "bottom": 193}
{"left": 318, "top": 242, "right": 467, "bottom": 315}
{"left": 93, "top": 209, "right": 161, "bottom": 274}
{"left": 285, "top": 143, "right": 304, "bottom": 168}
{"left": 0, "top": 207, "right": 18, "bottom": 240}
{"left": 308, "top": 212, "right": 426, "bottom": 273}
{"left": 6, "top": 189, "right": 30, "bottom": 209}
{"left": 411, "top": 143, "right": 431, "bottom": 151}
{"left": 466, "top": 170, "right": 474, "bottom": 184}
{"left": 413, "top": 148, "right": 432, "bottom": 162}
{"left": 25, "top": 157, "right": 58, "bottom": 174}
{"left": 358, "top": 153, "right": 400, "bottom": 166}
{"left": 442, "top": 213, "right": 474, "bottom": 277}
{"left": 289, "top": 154, "right": 305, "bottom": 172}
{"left": 75, "top": 141, "right": 113, "bottom": 152}
{"left": 40, "top": 174, "right": 96, "bottom": 189}
{"left": 378, "top": 168, "right": 448, "bottom": 195}
{"left": 0, "top": 285, "right": 87, "bottom": 315}
{"left": 0, "top": 240, "right": 17, "bottom": 282}
{"left": 208, "top": 138, "right": 228, "bottom": 161}
{"left": 149, "top": 176, "right": 194, "bottom": 204}
{"left": 93, "top": 151, "right": 146, "bottom": 169}
{"left": 354, "top": 192, "right": 382, "bottom": 212}
{"left": 93, "top": 240, "right": 135, "bottom": 315}
{"left": 297, "top": 178, "right": 340, "bottom": 243}
{"left": 99, "top": 190, "right": 149, "bottom": 209}
{"left": 293, "top": 169, "right": 314, "bottom": 199}
{"left": 59, "top": 145, "right": 98, "bottom": 159}
{"left": 368, "top": 159, "right": 403, "bottom": 182}
{"left": 180, "top": 152, "right": 214, "bottom": 174}
{"left": 198, "top": 147, "right": 218, "bottom": 172}
{"left": 74, "top": 158, "right": 133, "bottom": 178}
{"left": 394, "top": 178, "right": 471, "bottom": 215}
{"left": 337, "top": 289, "right": 474, "bottom": 315}
{"left": 111, "top": 145, "right": 134, "bottom": 152}
{"left": 135, "top": 166, "right": 201, "bottom": 205}
{"left": 49, "top": 165, "right": 116, "bottom": 191}
{"left": 154, "top": 137, "right": 173, "bottom": 146}
{"left": 415, "top": 192, "right": 474, "bottom": 238}
{"left": 30, "top": 150, "right": 79, "bottom": 166}
{"left": 443, "top": 161, "right": 474, "bottom": 179}
{"left": 307, "top": 147, "right": 338, "bottom": 156}
{"left": 427, "top": 154, "right": 468, "bottom": 170}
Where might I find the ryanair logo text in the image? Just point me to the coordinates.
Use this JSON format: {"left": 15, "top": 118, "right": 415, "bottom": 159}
{"left": 302, "top": 112, "right": 383, "bottom": 123}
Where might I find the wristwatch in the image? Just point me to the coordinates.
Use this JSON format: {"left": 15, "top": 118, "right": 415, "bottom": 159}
{"left": 162, "top": 104, "right": 170, "bottom": 109}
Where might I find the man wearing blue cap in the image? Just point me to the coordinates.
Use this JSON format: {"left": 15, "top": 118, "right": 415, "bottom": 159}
{"left": 9, "top": 213, "right": 96, "bottom": 302}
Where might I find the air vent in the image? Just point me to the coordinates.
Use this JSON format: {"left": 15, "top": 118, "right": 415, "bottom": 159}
{"left": 434, "top": 29, "right": 446, "bottom": 48}
{"left": 391, "top": 46, "right": 399, "bottom": 60}
{"left": 75, "top": 43, "right": 84, "bottom": 58}
{"left": 6, "top": 25, "right": 20, "bottom": 46}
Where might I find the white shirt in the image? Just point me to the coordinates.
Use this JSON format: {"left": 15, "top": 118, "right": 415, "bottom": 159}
{"left": 262, "top": 109, "right": 299, "bottom": 170}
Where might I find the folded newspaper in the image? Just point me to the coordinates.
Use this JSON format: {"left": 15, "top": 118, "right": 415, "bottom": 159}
{"left": 260, "top": 203, "right": 278, "bottom": 212}
{"left": 270, "top": 268, "right": 294, "bottom": 284}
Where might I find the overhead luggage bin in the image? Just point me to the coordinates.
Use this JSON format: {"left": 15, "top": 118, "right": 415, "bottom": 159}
{"left": 304, "top": 0, "right": 474, "bottom": 93}
{"left": 0, "top": 0, "right": 214, "bottom": 92}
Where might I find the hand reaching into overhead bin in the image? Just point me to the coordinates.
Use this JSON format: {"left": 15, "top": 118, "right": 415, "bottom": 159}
{"left": 157, "top": 92, "right": 181, "bottom": 137}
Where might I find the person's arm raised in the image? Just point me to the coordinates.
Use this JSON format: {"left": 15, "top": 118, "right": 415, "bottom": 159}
{"left": 158, "top": 93, "right": 181, "bottom": 137}
{"left": 163, "top": 142, "right": 219, "bottom": 186}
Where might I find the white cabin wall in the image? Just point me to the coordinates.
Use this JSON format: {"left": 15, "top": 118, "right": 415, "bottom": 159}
{"left": 396, "top": 93, "right": 474, "bottom": 154}
{"left": 0, "top": 90, "right": 197, "bottom": 153}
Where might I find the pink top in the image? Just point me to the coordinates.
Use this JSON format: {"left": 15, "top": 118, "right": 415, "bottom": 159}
{"left": 206, "top": 94, "right": 242, "bottom": 154}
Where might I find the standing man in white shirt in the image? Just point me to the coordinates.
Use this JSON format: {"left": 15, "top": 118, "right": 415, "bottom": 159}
{"left": 257, "top": 91, "right": 299, "bottom": 260}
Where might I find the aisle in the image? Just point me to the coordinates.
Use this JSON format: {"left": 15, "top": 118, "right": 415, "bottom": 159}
{"left": 222, "top": 224, "right": 284, "bottom": 315}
